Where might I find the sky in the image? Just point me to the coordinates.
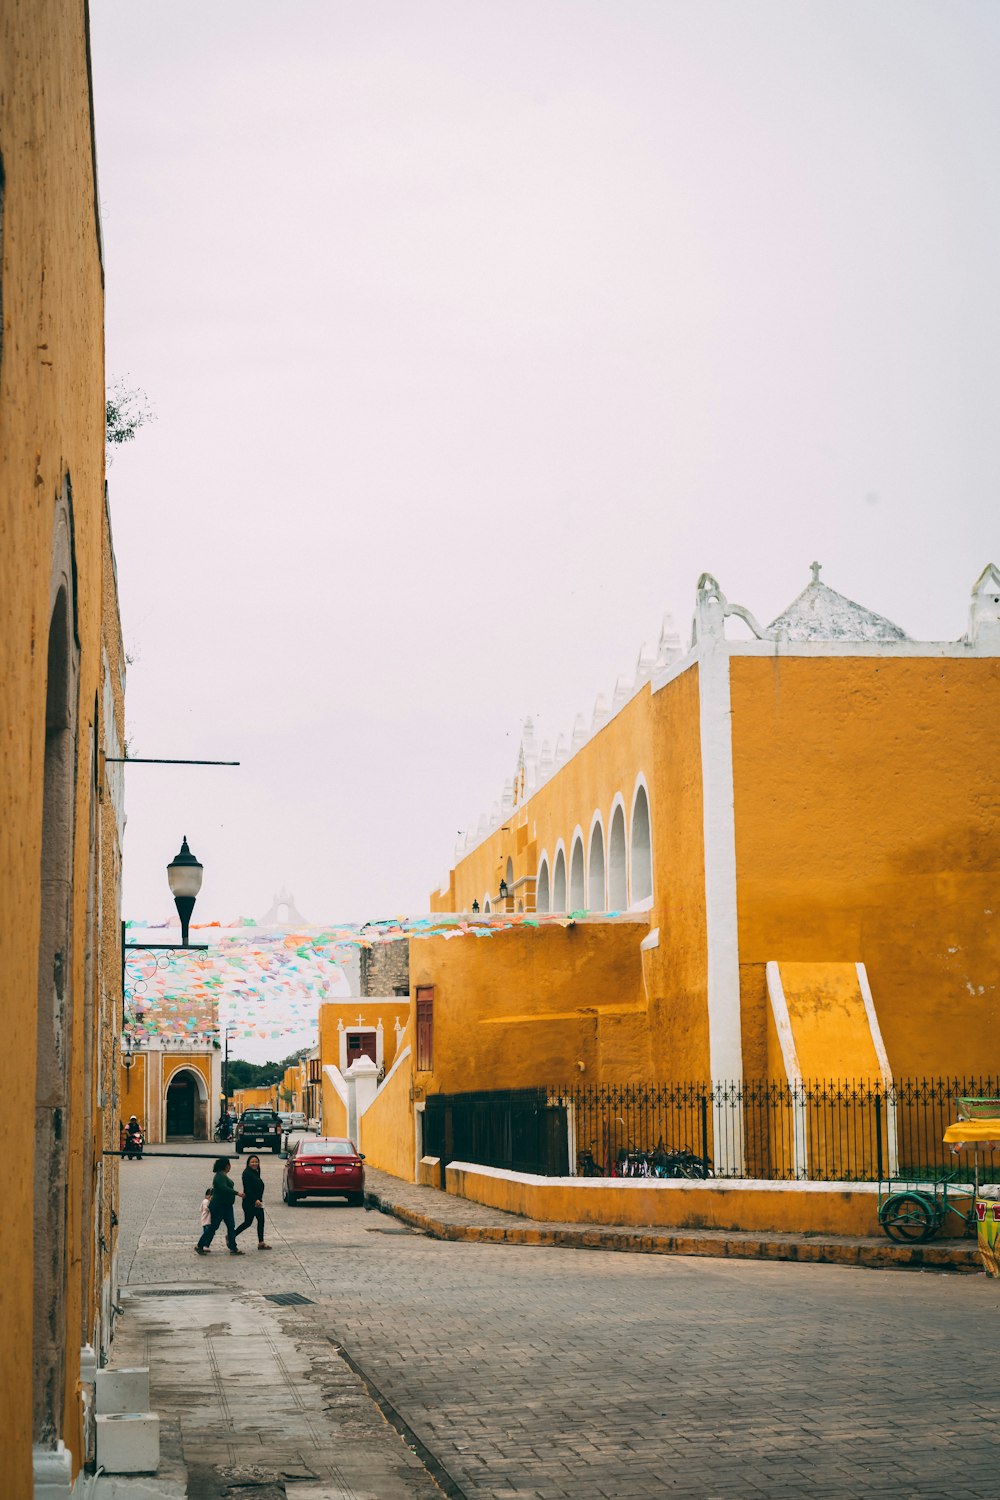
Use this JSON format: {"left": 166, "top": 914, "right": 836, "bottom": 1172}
{"left": 91, "top": 0, "right": 1000, "bottom": 929}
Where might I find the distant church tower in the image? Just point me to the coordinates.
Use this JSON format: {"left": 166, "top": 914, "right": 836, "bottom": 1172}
{"left": 258, "top": 888, "right": 310, "bottom": 928}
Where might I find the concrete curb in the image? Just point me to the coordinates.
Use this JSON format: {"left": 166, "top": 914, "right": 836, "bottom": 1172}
{"left": 365, "top": 1188, "right": 983, "bottom": 1272}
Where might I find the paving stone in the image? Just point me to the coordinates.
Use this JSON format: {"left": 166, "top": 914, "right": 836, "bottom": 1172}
{"left": 119, "top": 1145, "right": 1000, "bottom": 1499}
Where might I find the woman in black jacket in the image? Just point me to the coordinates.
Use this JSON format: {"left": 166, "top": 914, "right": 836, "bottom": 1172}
{"left": 234, "top": 1154, "right": 271, "bottom": 1249}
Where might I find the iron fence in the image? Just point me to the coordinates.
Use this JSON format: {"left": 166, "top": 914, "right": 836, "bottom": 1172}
{"left": 423, "top": 1088, "right": 569, "bottom": 1177}
{"left": 422, "top": 1079, "right": 1000, "bottom": 1182}
{"left": 560, "top": 1077, "right": 1000, "bottom": 1181}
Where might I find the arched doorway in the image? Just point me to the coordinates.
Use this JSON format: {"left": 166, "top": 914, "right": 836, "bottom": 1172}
{"left": 165, "top": 1067, "right": 209, "bottom": 1139}
{"left": 34, "top": 488, "right": 79, "bottom": 1450}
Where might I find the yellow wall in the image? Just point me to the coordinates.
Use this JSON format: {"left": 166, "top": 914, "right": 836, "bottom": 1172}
{"left": 234, "top": 1086, "right": 277, "bottom": 1112}
{"left": 731, "top": 656, "right": 1000, "bottom": 1077}
{"left": 355, "top": 1027, "right": 417, "bottom": 1179}
{"left": 321, "top": 1074, "right": 349, "bottom": 1139}
{"left": 409, "top": 923, "right": 648, "bottom": 1093}
{"left": 0, "top": 3, "right": 110, "bottom": 1486}
{"left": 445, "top": 1163, "right": 882, "bottom": 1237}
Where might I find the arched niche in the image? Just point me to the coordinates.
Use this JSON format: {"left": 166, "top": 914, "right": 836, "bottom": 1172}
{"left": 553, "top": 846, "right": 567, "bottom": 912}
{"left": 569, "top": 835, "right": 585, "bottom": 912}
{"left": 588, "top": 817, "right": 606, "bottom": 911}
{"left": 536, "top": 857, "right": 550, "bottom": 914}
{"left": 608, "top": 800, "right": 627, "bottom": 910}
{"left": 165, "top": 1066, "right": 209, "bottom": 1139}
{"left": 630, "top": 780, "right": 652, "bottom": 906}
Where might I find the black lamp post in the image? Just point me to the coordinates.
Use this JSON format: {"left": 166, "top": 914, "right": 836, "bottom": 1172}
{"left": 121, "top": 836, "right": 209, "bottom": 1030}
{"left": 166, "top": 836, "right": 204, "bottom": 947}
{"left": 499, "top": 879, "right": 508, "bottom": 902}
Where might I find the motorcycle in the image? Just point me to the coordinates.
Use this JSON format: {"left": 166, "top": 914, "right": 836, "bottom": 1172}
{"left": 122, "top": 1127, "right": 144, "bottom": 1161}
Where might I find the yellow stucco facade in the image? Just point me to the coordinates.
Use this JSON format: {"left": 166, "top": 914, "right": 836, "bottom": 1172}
{"left": 425, "top": 569, "right": 1000, "bottom": 1097}
{"left": 0, "top": 4, "right": 125, "bottom": 1491}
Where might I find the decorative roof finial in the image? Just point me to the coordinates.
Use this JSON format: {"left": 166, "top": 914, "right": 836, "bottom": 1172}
{"left": 810, "top": 561, "right": 822, "bottom": 584}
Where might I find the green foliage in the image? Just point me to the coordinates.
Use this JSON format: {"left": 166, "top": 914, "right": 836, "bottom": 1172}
{"left": 226, "top": 1047, "right": 310, "bottom": 1093}
{"left": 106, "top": 380, "right": 153, "bottom": 461}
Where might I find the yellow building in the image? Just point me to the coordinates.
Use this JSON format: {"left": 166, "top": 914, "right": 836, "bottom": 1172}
{"left": 0, "top": 4, "right": 126, "bottom": 1493}
{"left": 416, "top": 566, "right": 1000, "bottom": 1097}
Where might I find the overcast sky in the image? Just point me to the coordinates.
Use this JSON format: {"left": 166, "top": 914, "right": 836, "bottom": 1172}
{"left": 91, "top": 0, "right": 1000, "bottom": 928}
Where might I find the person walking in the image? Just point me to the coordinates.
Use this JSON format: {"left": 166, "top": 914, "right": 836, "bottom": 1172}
{"left": 195, "top": 1156, "right": 244, "bottom": 1255}
{"left": 234, "top": 1154, "right": 271, "bottom": 1249}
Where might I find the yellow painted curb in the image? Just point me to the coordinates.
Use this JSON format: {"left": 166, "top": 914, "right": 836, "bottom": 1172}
{"left": 367, "top": 1194, "right": 982, "bottom": 1273}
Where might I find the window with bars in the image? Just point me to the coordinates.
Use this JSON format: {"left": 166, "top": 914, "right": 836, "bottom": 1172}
{"left": 416, "top": 986, "right": 434, "bottom": 1072}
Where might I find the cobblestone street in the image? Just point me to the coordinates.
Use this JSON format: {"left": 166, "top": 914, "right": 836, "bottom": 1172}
{"left": 120, "top": 1148, "right": 1000, "bottom": 1499}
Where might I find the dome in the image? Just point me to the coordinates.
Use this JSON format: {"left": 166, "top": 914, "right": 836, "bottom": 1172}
{"left": 769, "top": 566, "right": 909, "bottom": 643}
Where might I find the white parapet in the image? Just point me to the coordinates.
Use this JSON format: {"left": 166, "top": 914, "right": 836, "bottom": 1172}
{"left": 96, "top": 1368, "right": 150, "bottom": 1416}
{"left": 95, "top": 1414, "right": 160, "bottom": 1474}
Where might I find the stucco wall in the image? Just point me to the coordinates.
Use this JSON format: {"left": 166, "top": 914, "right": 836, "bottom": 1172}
{"left": 446, "top": 1162, "right": 883, "bottom": 1237}
{"left": 409, "top": 923, "right": 648, "bottom": 1093}
{"left": 318, "top": 998, "right": 410, "bottom": 1076}
{"left": 0, "top": 1, "right": 108, "bottom": 1487}
{"left": 730, "top": 655, "right": 1000, "bottom": 1077}
{"left": 357, "top": 1037, "right": 417, "bottom": 1180}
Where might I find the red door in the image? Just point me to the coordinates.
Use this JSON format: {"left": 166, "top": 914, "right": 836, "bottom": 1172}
{"left": 346, "top": 1032, "right": 377, "bottom": 1067}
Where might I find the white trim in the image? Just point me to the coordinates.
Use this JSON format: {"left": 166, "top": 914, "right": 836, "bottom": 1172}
{"left": 698, "top": 640, "right": 743, "bottom": 1087}
{"left": 586, "top": 811, "right": 606, "bottom": 913}
{"left": 363, "top": 1043, "right": 411, "bottom": 1119}
{"left": 323, "top": 1063, "right": 349, "bottom": 1107}
{"left": 535, "top": 851, "right": 551, "bottom": 914}
{"left": 856, "top": 961, "right": 898, "bottom": 1175}
{"left": 446, "top": 1160, "right": 888, "bottom": 1195}
{"left": 640, "top": 927, "right": 660, "bottom": 951}
{"left": 765, "top": 962, "right": 807, "bottom": 1180}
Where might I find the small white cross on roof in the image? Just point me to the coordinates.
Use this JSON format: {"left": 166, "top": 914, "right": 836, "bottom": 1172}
{"left": 810, "top": 561, "right": 822, "bottom": 583}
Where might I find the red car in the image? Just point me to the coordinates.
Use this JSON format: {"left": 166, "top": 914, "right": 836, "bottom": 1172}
{"left": 281, "top": 1136, "right": 365, "bottom": 1206}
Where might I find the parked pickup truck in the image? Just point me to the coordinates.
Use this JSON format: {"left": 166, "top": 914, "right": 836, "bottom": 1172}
{"left": 235, "top": 1109, "right": 283, "bottom": 1155}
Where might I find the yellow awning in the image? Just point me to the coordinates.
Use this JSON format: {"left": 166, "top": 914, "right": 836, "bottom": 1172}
{"left": 943, "top": 1120, "right": 1000, "bottom": 1144}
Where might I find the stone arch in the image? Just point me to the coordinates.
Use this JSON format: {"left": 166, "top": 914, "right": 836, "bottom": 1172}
{"left": 536, "top": 854, "right": 551, "bottom": 913}
{"left": 164, "top": 1065, "right": 209, "bottom": 1140}
{"left": 630, "top": 777, "right": 653, "bottom": 907}
{"left": 569, "top": 829, "right": 586, "bottom": 912}
{"left": 608, "top": 797, "right": 627, "bottom": 910}
{"left": 34, "top": 483, "right": 80, "bottom": 1447}
{"left": 588, "top": 813, "right": 606, "bottom": 912}
{"left": 552, "top": 842, "right": 567, "bottom": 913}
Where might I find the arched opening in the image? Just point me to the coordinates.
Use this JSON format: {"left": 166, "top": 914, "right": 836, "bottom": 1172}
{"left": 34, "top": 494, "right": 79, "bottom": 1450}
{"left": 588, "top": 819, "right": 606, "bottom": 912}
{"left": 608, "top": 801, "right": 627, "bottom": 910}
{"left": 631, "top": 781, "right": 652, "bottom": 906}
{"left": 165, "top": 1067, "right": 209, "bottom": 1140}
{"left": 553, "top": 847, "right": 567, "bottom": 912}
{"left": 483, "top": 895, "right": 492, "bottom": 913}
{"left": 505, "top": 857, "right": 514, "bottom": 886}
{"left": 536, "top": 858, "right": 550, "bottom": 913}
{"left": 569, "top": 835, "right": 585, "bottom": 912}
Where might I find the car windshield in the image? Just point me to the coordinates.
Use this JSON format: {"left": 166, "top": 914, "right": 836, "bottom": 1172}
{"left": 243, "top": 1112, "right": 275, "bottom": 1121}
{"left": 297, "top": 1140, "right": 355, "bottom": 1157}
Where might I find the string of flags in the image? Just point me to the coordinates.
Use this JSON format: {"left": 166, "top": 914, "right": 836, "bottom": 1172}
{"left": 122, "top": 912, "right": 619, "bottom": 1044}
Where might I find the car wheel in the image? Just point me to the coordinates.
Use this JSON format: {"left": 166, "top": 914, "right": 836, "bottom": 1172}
{"left": 272, "top": 1142, "right": 281, "bottom": 1154}
{"left": 347, "top": 1193, "right": 364, "bottom": 1208}
{"left": 235, "top": 1143, "right": 242, "bottom": 1155}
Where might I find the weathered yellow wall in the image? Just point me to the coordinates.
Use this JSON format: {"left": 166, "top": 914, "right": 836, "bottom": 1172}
{"left": 0, "top": 2, "right": 108, "bottom": 1487}
{"left": 409, "top": 924, "right": 648, "bottom": 1092}
{"left": 235, "top": 1086, "right": 276, "bottom": 1112}
{"left": 643, "top": 666, "right": 710, "bottom": 1079}
{"left": 321, "top": 1073, "right": 349, "bottom": 1138}
{"left": 119, "top": 1055, "right": 148, "bottom": 1128}
{"left": 357, "top": 1030, "right": 417, "bottom": 1179}
{"left": 775, "top": 963, "right": 882, "bottom": 1078}
{"left": 446, "top": 1163, "right": 882, "bottom": 1237}
{"left": 731, "top": 656, "right": 1000, "bottom": 1077}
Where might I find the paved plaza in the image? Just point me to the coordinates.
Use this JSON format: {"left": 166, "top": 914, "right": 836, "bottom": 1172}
{"left": 118, "top": 1147, "right": 1000, "bottom": 1498}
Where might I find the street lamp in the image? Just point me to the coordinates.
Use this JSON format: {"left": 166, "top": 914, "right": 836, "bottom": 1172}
{"left": 166, "top": 836, "right": 204, "bottom": 947}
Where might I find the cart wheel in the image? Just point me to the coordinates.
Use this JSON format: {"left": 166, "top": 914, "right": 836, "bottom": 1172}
{"left": 879, "top": 1192, "right": 938, "bottom": 1243}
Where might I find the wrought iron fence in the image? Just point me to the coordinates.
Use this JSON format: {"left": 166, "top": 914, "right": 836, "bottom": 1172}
{"left": 422, "top": 1079, "right": 1000, "bottom": 1182}
{"left": 560, "top": 1078, "right": 1000, "bottom": 1182}
{"left": 423, "top": 1088, "right": 569, "bottom": 1177}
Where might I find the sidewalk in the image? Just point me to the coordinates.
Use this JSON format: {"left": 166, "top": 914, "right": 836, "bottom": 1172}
{"left": 110, "top": 1284, "right": 445, "bottom": 1499}
{"left": 363, "top": 1166, "right": 983, "bottom": 1272}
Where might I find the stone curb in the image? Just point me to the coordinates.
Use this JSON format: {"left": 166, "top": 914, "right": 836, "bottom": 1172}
{"left": 364, "top": 1188, "right": 983, "bottom": 1272}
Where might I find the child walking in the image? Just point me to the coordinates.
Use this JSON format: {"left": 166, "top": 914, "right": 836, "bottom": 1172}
{"left": 234, "top": 1154, "right": 271, "bottom": 1249}
{"left": 195, "top": 1157, "right": 243, "bottom": 1255}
